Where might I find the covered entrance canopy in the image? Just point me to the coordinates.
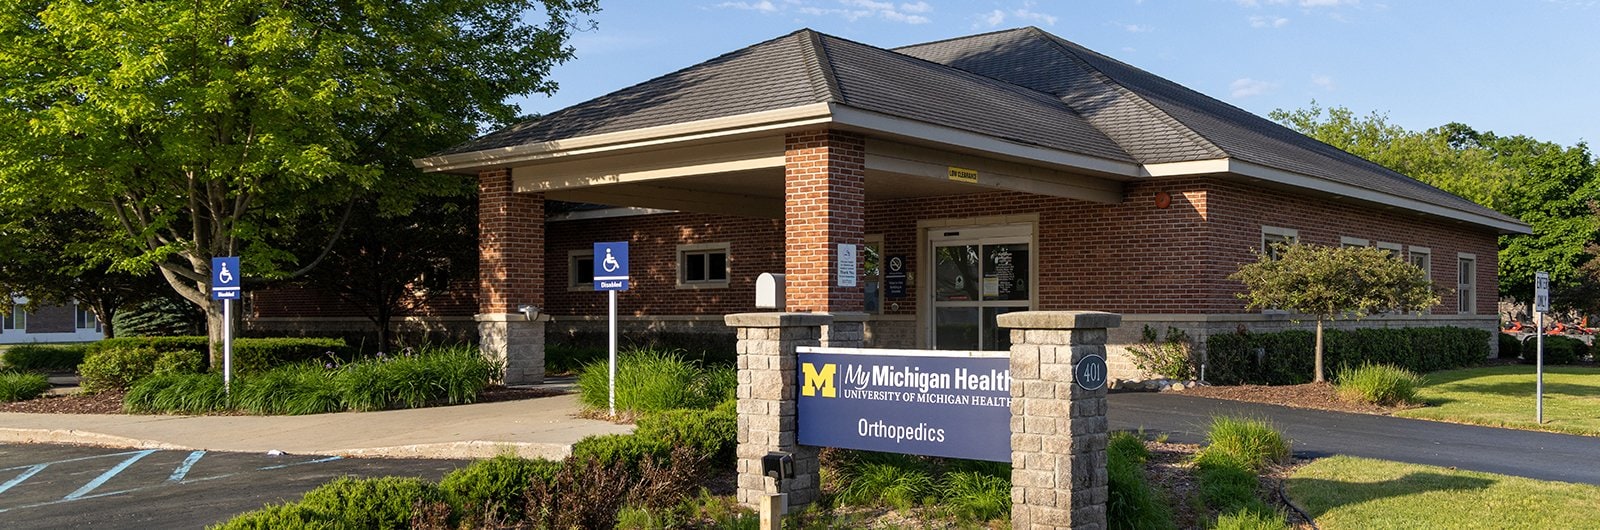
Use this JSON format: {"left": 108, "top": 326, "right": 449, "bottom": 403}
{"left": 415, "top": 27, "right": 1529, "bottom": 379}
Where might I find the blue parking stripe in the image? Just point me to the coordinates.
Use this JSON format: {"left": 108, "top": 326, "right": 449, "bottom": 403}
{"left": 63, "top": 450, "right": 155, "bottom": 500}
{"left": 256, "top": 455, "right": 341, "bottom": 471}
{"left": 167, "top": 451, "right": 205, "bottom": 483}
{"left": 0, "top": 465, "right": 47, "bottom": 496}
{"left": 0, "top": 450, "right": 147, "bottom": 472}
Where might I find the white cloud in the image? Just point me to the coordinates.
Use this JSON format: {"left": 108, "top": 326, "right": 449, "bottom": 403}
{"left": 1312, "top": 74, "right": 1336, "bottom": 90}
{"left": 1299, "top": 0, "right": 1356, "bottom": 6}
{"left": 741, "top": 0, "right": 932, "bottom": 24}
{"left": 1121, "top": 23, "right": 1151, "bottom": 32}
{"left": 1229, "top": 78, "right": 1278, "bottom": 98}
{"left": 977, "top": 9, "right": 1006, "bottom": 27}
{"left": 1235, "top": 0, "right": 1290, "bottom": 6}
{"left": 1248, "top": 15, "right": 1289, "bottom": 27}
{"left": 717, "top": 0, "right": 778, "bottom": 12}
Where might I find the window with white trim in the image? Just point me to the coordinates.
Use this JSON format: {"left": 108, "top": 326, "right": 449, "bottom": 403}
{"left": 74, "top": 303, "right": 98, "bottom": 331}
{"left": 1375, "top": 241, "right": 1402, "bottom": 259}
{"left": 1262, "top": 226, "right": 1298, "bottom": 259}
{"left": 677, "top": 243, "right": 730, "bottom": 288}
{"left": 2, "top": 304, "right": 25, "bottom": 332}
{"left": 1408, "top": 247, "right": 1431, "bottom": 281}
{"left": 568, "top": 250, "right": 595, "bottom": 291}
{"left": 1340, "top": 236, "right": 1369, "bottom": 248}
{"left": 1457, "top": 254, "right": 1476, "bottom": 314}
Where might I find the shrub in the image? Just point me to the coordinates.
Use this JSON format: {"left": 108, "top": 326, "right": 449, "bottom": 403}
{"left": 153, "top": 349, "right": 205, "bottom": 376}
{"left": 834, "top": 461, "right": 935, "bottom": 510}
{"left": 526, "top": 446, "right": 705, "bottom": 530}
{"left": 569, "top": 433, "right": 672, "bottom": 470}
{"left": 124, "top": 373, "right": 228, "bottom": 414}
{"left": 79, "top": 345, "right": 159, "bottom": 392}
{"left": 438, "top": 455, "right": 562, "bottom": 526}
{"left": 1, "top": 344, "right": 88, "bottom": 372}
{"left": 234, "top": 364, "right": 343, "bottom": 415}
{"left": 0, "top": 372, "right": 50, "bottom": 402}
{"left": 1206, "top": 326, "right": 1489, "bottom": 385}
{"left": 1107, "top": 431, "right": 1175, "bottom": 530}
{"left": 335, "top": 346, "right": 495, "bottom": 411}
{"left": 229, "top": 337, "right": 351, "bottom": 374}
{"left": 217, "top": 477, "right": 440, "bottom": 530}
{"left": 1497, "top": 333, "right": 1522, "bottom": 359}
{"left": 1197, "top": 416, "right": 1289, "bottom": 472}
{"left": 1126, "top": 325, "right": 1196, "bottom": 380}
{"left": 632, "top": 400, "right": 737, "bottom": 466}
{"left": 577, "top": 348, "right": 727, "bottom": 414}
{"left": 88, "top": 336, "right": 208, "bottom": 357}
{"left": 1526, "top": 335, "right": 1584, "bottom": 365}
{"left": 1335, "top": 363, "right": 1423, "bottom": 406}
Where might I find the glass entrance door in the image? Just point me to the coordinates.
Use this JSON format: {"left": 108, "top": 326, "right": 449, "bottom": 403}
{"left": 930, "top": 226, "right": 1030, "bottom": 351}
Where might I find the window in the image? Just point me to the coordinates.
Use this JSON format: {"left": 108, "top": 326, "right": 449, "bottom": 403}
{"left": 74, "top": 303, "right": 98, "bottom": 331}
{"left": 568, "top": 250, "right": 595, "bottom": 291}
{"left": 864, "top": 237, "right": 884, "bottom": 314}
{"left": 1376, "top": 241, "right": 1402, "bottom": 259}
{"left": 1339, "top": 236, "right": 1369, "bottom": 248}
{"left": 2, "top": 304, "right": 25, "bottom": 332}
{"left": 1261, "top": 226, "right": 1298, "bottom": 259}
{"left": 1458, "top": 254, "right": 1476, "bottom": 314}
{"left": 1408, "top": 247, "right": 1431, "bottom": 281}
{"left": 677, "top": 243, "right": 730, "bottom": 288}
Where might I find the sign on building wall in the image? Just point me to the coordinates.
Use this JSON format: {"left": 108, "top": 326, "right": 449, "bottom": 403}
{"left": 797, "top": 347, "right": 1012, "bottom": 462}
{"left": 838, "top": 243, "right": 857, "bottom": 288}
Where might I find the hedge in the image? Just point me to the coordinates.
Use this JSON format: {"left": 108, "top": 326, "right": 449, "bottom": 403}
{"left": 0, "top": 343, "right": 89, "bottom": 371}
{"left": 1205, "top": 326, "right": 1489, "bottom": 385}
{"left": 86, "top": 336, "right": 351, "bottom": 375}
{"left": 1523, "top": 335, "right": 1587, "bottom": 365}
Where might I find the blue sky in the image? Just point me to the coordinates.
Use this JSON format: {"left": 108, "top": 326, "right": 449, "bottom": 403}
{"left": 513, "top": 1, "right": 1599, "bottom": 147}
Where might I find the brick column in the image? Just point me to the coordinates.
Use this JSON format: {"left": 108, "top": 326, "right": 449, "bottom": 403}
{"left": 477, "top": 169, "right": 547, "bottom": 384}
{"left": 725, "top": 312, "right": 830, "bottom": 511}
{"left": 997, "top": 311, "right": 1121, "bottom": 530}
{"left": 784, "top": 130, "right": 865, "bottom": 313}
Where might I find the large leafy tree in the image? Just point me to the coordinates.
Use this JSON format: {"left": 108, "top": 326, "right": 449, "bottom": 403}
{"left": 0, "top": 0, "right": 598, "bottom": 363}
{"left": 1272, "top": 103, "right": 1600, "bottom": 312}
{"left": 1231, "top": 243, "right": 1439, "bottom": 383}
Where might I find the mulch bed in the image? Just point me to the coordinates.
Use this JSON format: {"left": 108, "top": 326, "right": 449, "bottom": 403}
{"left": 0, "top": 385, "right": 563, "bottom": 415}
{"left": 1145, "top": 440, "right": 1316, "bottom": 529}
{"left": 1175, "top": 381, "right": 1420, "bottom": 415}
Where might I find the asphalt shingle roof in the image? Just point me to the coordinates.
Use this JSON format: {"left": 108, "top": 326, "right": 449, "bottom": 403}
{"left": 442, "top": 27, "right": 1523, "bottom": 229}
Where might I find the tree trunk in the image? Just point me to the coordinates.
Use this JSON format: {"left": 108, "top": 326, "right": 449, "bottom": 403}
{"left": 1314, "top": 318, "right": 1325, "bottom": 383}
{"left": 204, "top": 301, "right": 224, "bottom": 373}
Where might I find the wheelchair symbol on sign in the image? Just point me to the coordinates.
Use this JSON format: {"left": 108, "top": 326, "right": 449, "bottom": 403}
{"left": 602, "top": 249, "right": 621, "bottom": 273}
{"left": 218, "top": 263, "right": 234, "bottom": 284}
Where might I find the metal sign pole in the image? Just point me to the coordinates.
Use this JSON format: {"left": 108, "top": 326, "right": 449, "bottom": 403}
{"left": 223, "top": 298, "right": 233, "bottom": 396}
{"left": 1536, "top": 310, "right": 1544, "bottom": 424}
{"left": 608, "top": 289, "right": 617, "bottom": 418}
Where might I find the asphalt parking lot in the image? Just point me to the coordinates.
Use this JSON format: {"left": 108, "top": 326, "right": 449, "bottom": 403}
{"left": 0, "top": 444, "right": 465, "bottom": 529}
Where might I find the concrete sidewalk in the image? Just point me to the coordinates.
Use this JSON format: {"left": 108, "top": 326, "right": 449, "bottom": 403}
{"left": 0, "top": 393, "right": 633, "bottom": 460}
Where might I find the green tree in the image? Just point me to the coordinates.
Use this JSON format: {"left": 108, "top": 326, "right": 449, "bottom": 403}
{"left": 1230, "top": 243, "right": 1439, "bottom": 383}
{"left": 1272, "top": 103, "right": 1600, "bottom": 311}
{"left": 0, "top": 204, "right": 165, "bottom": 338}
{"left": 0, "top": 0, "right": 598, "bottom": 364}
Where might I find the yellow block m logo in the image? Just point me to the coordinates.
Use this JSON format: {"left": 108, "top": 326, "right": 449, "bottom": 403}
{"left": 801, "top": 363, "right": 837, "bottom": 398}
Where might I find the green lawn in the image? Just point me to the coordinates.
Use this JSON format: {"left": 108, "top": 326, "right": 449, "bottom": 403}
{"left": 1397, "top": 365, "right": 1600, "bottom": 436}
{"left": 1288, "top": 456, "right": 1600, "bottom": 529}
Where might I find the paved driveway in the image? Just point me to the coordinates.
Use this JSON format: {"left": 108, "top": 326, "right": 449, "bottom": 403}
{"left": 1109, "top": 392, "right": 1600, "bottom": 485}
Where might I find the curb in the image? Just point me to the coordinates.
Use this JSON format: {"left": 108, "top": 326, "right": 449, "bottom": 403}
{"left": 332, "top": 441, "right": 574, "bottom": 461}
{"left": 0, "top": 428, "right": 189, "bottom": 451}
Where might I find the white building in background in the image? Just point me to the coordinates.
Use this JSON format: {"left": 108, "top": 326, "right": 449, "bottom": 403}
{"left": 0, "top": 296, "right": 102, "bottom": 344}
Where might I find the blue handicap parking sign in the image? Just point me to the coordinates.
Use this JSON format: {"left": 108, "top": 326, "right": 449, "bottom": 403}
{"left": 211, "top": 257, "right": 241, "bottom": 300}
{"left": 593, "top": 242, "right": 629, "bottom": 291}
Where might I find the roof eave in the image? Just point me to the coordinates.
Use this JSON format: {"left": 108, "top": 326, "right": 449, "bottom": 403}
{"left": 1144, "top": 158, "right": 1533, "bottom": 235}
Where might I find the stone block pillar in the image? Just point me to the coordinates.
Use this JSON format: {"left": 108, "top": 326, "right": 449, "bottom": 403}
{"left": 997, "top": 311, "right": 1122, "bottom": 530}
{"left": 783, "top": 130, "right": 865, "bottom": 313}
{"left": 726, "top": 312, "right": 831, "bottom": 511}
{"left": 477, "top": 169, "right": 547, "bottom": 384}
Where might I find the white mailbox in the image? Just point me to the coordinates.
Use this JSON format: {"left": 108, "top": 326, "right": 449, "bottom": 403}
{"left": 756, "top": 273, "right": 785, "bottom": 309}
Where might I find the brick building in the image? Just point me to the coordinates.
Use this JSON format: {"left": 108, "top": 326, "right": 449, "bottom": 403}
{"left": 271, "top": 28, "right": 1532, "bottom": 382}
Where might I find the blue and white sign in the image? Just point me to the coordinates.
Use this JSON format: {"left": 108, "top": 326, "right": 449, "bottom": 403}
{"left": 211, "top": 257, "right": 241, "bottom": 300}
{"left": 593, "top": 242, "right": 629, "bottom": 291}
{"left": 797, "top": 348, "right": 1012, "bottom": 462}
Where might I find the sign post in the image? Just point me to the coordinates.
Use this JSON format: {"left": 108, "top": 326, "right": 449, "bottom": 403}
{"left": 1534, "top": 271, "right": 1549, "bottom": 424}
{"left": 210, "top": 257, "right": 242, "bottom": 395}
{"left": 593, "top": 242, "right": 630, "bottom": 417}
